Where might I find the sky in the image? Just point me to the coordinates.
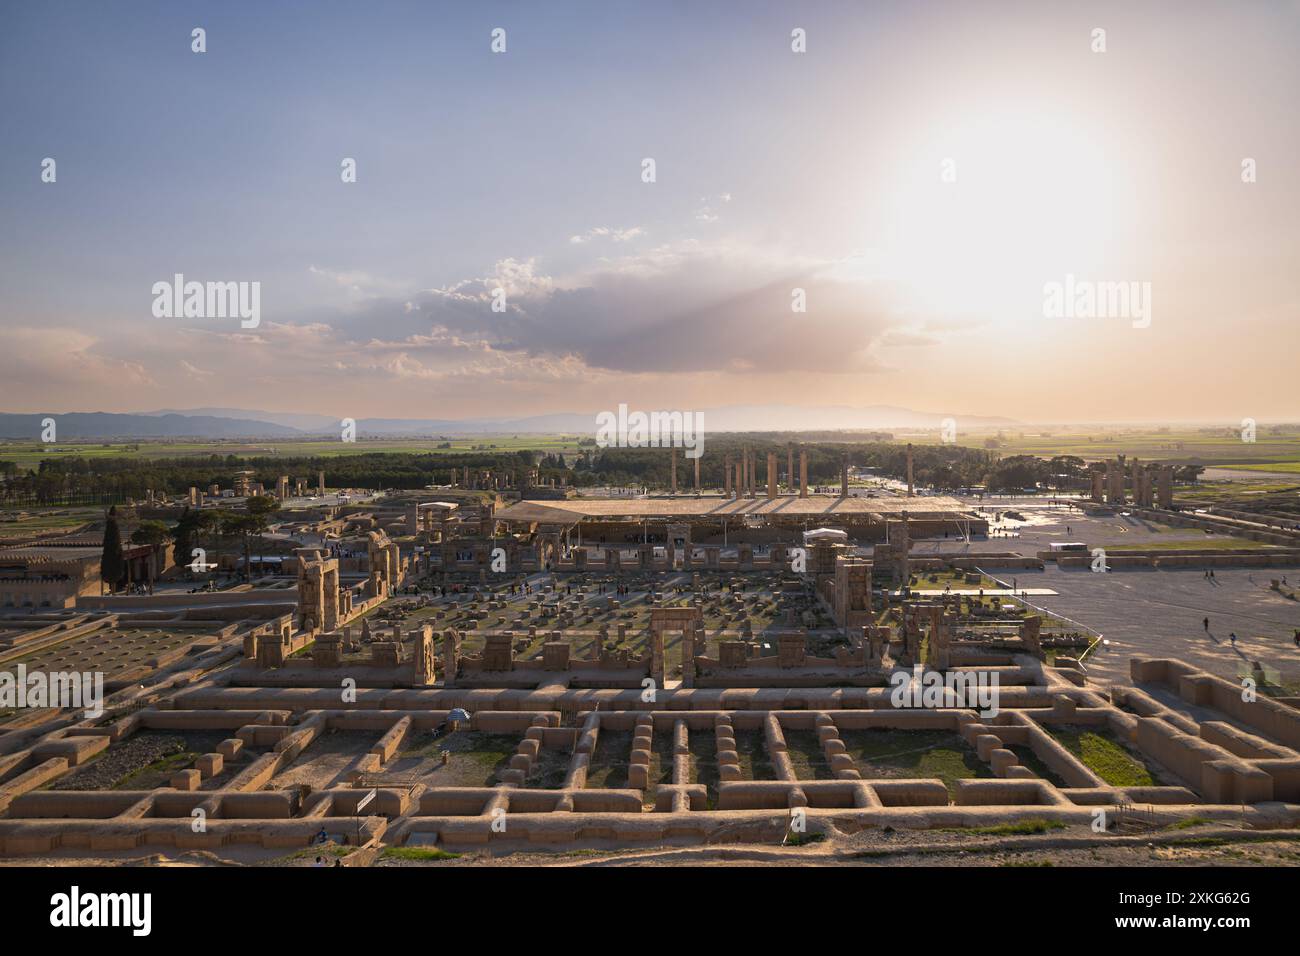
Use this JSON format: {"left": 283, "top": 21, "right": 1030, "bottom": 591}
{"left": 1, "top": 0, "right": 1297, "bottom": 425}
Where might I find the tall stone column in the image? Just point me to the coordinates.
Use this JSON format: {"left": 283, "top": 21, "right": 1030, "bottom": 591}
{"left": 1156, "top": 465, "right": 1173, "bottom": 509}
{"left": 767, "top": 452, "right": 777, "bottom": 499}
{"left": 681, "top": 625, "right": 696, "bottom": 688}
{"left": 906, "top": 444, "right": 914, "bottom": 497}
{"left": 787, "top": 444, "right": 794, "bottom": 493}
{"left": 724, "top": 454, "right": 732, "bottom": 497}
{"left": 441, "top": 630, "right": 460, "bottom": 686}
{"left": 799, "top": 449, "right": 808, "bottom": 498}
{"left": 671, "top": 446, "right": 678, "bottom": 495}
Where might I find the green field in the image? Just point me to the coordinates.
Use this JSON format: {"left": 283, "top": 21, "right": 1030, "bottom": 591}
{"left": 0, "top": 508, "right": 100, "bottom": 536}
{"left": 1217, "top": 461, "right": 1300, "bottom": 475}
{"left": 0, "top": 435, "right": 587, "bottom": 471}
{"left": 897, "top": 426, "right": 1300, "bottom": 467}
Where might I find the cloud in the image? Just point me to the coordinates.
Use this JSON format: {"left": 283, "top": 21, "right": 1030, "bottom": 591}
{"left": 0, "top": 327, "right": 155, "bottom": 393}
{"left": 323, "top": 238, "right": 919, "bottom": 376}
{"left": 694, "top": 192, "right": 733, "bottom": 223}
{"left": 180, "top": 360, "right": 215, "bottom": 378}
{"left": 569, "top": 226, "right": 645, "bottom": 244}
{"left": 877, "top": 329, "right": 941, "bottom": 348}
{"left": 308, "top": 264, "right": 407, "bottom": 300}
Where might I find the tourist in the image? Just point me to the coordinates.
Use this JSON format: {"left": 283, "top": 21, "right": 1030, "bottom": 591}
{"left": 1229, "top": 632, "right": 1238, "bottom": 647}
{"left": 1203, "top": 617, "right": 1210, "bottom": 631}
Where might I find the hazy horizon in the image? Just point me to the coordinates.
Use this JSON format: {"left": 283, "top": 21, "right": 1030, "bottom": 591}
{"left": 3, "top": 1, "right": 1297, "bottom": 422}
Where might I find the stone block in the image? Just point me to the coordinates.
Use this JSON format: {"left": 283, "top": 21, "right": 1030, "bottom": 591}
{"left": 170, "top": 769, "right": 201, "bottom": 791}
{"left": 196, "top": 753, "right": 224, "bottom": 778}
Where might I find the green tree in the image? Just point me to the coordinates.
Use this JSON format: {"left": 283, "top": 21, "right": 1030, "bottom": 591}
{"left": 245, "top": 495, "right": 281, "bottom": 575}
{"left": 225, "top": 513, "right": 259, "bottom": 581}
{"left": 129, "top": 519, "right": 171, "bottom": 595}
{"left": 171, "top": 506, "right": 201, "bottom": 577}
{"left": 100, "top": 506, "right": 126, "bottom": 594}
{"left": 195, "top": 509, "right": 227, "bottom": 575}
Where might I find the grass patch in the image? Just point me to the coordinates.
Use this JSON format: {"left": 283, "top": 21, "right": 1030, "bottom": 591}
{"left": 585, "top": 730, "right": 633, "bottom": 789}
{"left": 113, "top": 750, "right": 198, "bottom": 790}
{"left": 951, "top": 818, "right": 1068, "bottom": 836}
{"left": 733, "top": 729, "right": 775, "bottom": 781}
{"left": 1165, "top": 836, "right": 1229, "bottom": 848}
{"left": 783, "top": 730, "right": 836, "bottom": 781}
{"left": 1165, "top": 816, "right": 1211, "bottom": 830}
{"left": 1008, "top": 745, "right": 1069, "bottom": 787}
{"left": 381, "top": 846, "right": 461, "bottom": 861}
{"left": 445, "top": 732, "right": 521, "bottom": 786}
{"left": 839, "top": 728, "right": 992, "bottom": 794}
{"left": 1045, "top": 725, "right": 1156, "bottom": 788}
{"left": 688, "top": 732, "right": 719, "bottom": 809}
{"left": 268, "top": 844, "right": 357, "bottom": 864}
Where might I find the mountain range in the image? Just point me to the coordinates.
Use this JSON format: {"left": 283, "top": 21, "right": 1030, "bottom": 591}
{"left": 0, "top": 405, "right": 1019, "bottom": 440}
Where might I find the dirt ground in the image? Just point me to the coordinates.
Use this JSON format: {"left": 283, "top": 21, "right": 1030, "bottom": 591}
{"left": 9, "top": 821, "right": 1300, "bottom": 868}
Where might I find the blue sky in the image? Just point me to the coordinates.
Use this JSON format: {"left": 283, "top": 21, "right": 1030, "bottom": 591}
{"left": 2, "top": 1, "right": 1297, "bottom": 422}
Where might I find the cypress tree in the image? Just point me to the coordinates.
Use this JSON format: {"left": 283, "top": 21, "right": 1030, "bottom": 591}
{"left": 101, "top": 506, "right": 126, "bottom": 593}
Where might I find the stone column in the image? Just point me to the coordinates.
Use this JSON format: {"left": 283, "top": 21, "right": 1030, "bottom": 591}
{"left": 906, "top": 444, "right": 914, "bottom": 497}
{"left": 441, "top": 630, "right": 460, "bottom": 686}
{"left": 767, "top": 452, "right": 777, "bottom": 499}
{"left": 799, "top": 449, "right": 808, "bottom": 498}
{"left": 681, "top": 624, "right": 696, "bottom": 688}
{"left": 1156, "top": 466, "right": 1173, "bottom": 508}
{"left": 724, "top": 454, "right": 732, "bottom": 497}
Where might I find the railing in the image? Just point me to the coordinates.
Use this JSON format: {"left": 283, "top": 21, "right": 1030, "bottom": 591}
{"left": 977, "top": 566, "right": 1104, "bottom": 666}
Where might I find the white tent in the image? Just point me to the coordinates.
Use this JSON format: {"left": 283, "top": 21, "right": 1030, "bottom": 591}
{"left": 803, "top": 527, "right": 848, "bottom": 544}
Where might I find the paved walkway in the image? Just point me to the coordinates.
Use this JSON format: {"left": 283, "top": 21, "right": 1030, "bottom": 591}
{"left": 1004, "top": 565, "right": 1300, "bottom": 687}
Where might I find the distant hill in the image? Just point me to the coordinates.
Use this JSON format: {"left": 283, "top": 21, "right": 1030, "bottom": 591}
{"left": 0, "top": 412, "right": 302, "bottom": 440}
{"left": 132, "top": 405, "right": 1020, "bottom": 436}
{"left": 0, "top": 404, "right": 1019, "bottom": 441}
{"left": 141, "top": 407, "right": 337, "bottom": 432}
